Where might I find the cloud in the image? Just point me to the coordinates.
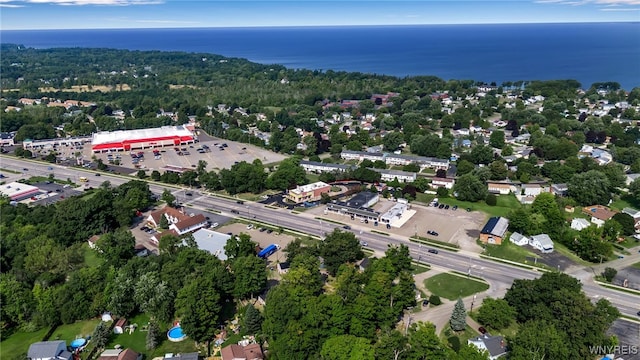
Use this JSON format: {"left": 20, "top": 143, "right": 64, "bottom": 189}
{"left": 535, "top": 0, "right": 640, "bottom": 4}
{"left": 599, "top": 6, "right": 640, "bottom": 9}
{"left": 1, "top": 0, "right": 163, "bottom": 6}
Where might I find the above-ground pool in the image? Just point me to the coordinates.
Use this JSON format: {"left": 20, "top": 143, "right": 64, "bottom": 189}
{"left": 167, "top": 325, "right": 187, "bottom": 342}
{"left": 70, "top": 338, "right": 87, "bottom": 349}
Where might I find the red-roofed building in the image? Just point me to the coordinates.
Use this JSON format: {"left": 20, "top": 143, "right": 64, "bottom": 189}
{"left": 91, "top": 126, "right": 195, "bottom": 153}
{"left": 221, "top": 343, "right": 263, "bottom": 360}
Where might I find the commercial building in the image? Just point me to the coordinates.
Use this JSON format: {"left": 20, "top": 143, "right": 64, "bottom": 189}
{"left": 480, "top": 217, "right": 509, "bottom": 245}
{"left": 0, "top": 181, "right": 40, "bottom": 201}
{"left": 285, "top": 181, "right": 331, "bottom": 203}
{"left": 91, "top": 125, "right": 195, "bottom": 153}
{"left": 191, "top": 228, "right": 231, "bottom": 260}
{"left": 529, "top": 234, "right": 554, "bottom": 253}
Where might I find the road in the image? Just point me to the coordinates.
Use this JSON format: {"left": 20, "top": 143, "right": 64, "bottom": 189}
{"left": 2, "top": 155, "right": 639, "bottom": 319}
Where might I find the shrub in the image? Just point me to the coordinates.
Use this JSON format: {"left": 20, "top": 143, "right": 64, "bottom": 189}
{"left": 429, "top": 294, "right": 442, "bottom": 306}
{"left": 486, "top": 194, "right": 497, "bottom": 206}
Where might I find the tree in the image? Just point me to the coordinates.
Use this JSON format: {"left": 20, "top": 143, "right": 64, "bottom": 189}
{"left": 384, "top": 244, "right": 412, "bottom": 276}
{"left": 175, "top": 276, "right": 222, "bottom": 353}
{"left": 476, "top": 297, "right": 515, "bottom": 330}
{"left": 470, "top": 145, "right": 494, "bottom": 165}
{"left": 508, "top": 208, "right": 530, "bottom": 234}
{"left": 224, "top": 233, "right": 257, "bottom": 261}
{"left": 453, "top": 174, "right": 488, "bottom": 202}
{"left": 488, "top": 160, "right": 508, "bottom": 180}
{"left": 489, "top": 130, "right": 505, "bottom": 149}
{"left": 161, "top": 189, "right": 176, "bottom": 207}
{"left": 92, "top": 321, "right": 111, "bottom": 349}
{"left": 375, "top": 329, "right": 409, "bottom": 360}
{"left": 602, "top": 267, "right": 617, "bottom": 283}
{"left": 96, "top": 229, "right": 135, "bottom": 267}
{"left": 630, "top": 178, "right": 640, "bottom": 203}
{"left": 319, "top": 229, "right": 364, "bottom": 276}
{"left": 485, "top": 194, "right": 497, "bottom": 206}
{"left": 232, "top": 256, "right": 267, "bottom": 299}
{"left": 450, "top": 298, "right": 467, "bottom": 332}
{"left": 428, "top": 294, "right": 441, "bottom": 306}
{"left": 266, "top": 157, "right": 308, "bottom": 191}
{"left": 321, "top": 334, "right": 375, "bottom": 360}
{"left": 243, "top": 304, "right": 263, "bottom": 335}
{"left": 568, "top": 170, "right": 611, "bottom": 205}
{"left": 611, "top": 213, "right": 636, "bottom": 236}
{"left": 383, "top": 131, "right": 405, "bottom": 151}
{"left": 146, "top": 320, "right": 160, "bottom": 351}
{"left": 456, "top": 159, "right": 475, "bottom": 176}
{"left": 107, "top": 271, "right": 136, "bottom": 318}
{"left": 134, "top": 272, "right": 174, "bottom": 323}
{"left": 509, "top": 320, "right": 570, "bottom": 360}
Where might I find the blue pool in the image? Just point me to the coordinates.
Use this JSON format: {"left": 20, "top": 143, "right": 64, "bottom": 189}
{"left": 167, "top": 325, "right": 186, "bottom": 342}
{"left": 70, "top": 338, "right": 86, "bottom": 349}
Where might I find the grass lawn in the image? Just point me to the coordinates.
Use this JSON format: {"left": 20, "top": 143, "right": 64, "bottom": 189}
{"left": 437, "top": 195, "right": 520, "bottom": 218}
{"left": 552, "top": 242, "right": 593, "bottom": 266}
{"left": 482, "top": 239, "right": 539, "bottom": 264}
{"left": 83, "top": 243, "right": 103, "bottom": 267}
{"left": 411, "top": 263, "right": 430, "bottom": 275}
{"left": 441, "top": 324, "right": 478, "bottom": 352}
{"left": 415, "top": 192, "right": 436, "bottom": 204}
{"left": 632, "top": 262, "right": 640, "bottom": 270}
{"left": 0, "top": 328, "right": 50, "bottom": 359}
{"left": 618, "top": 237, "right": 639, "bottom": 249}
{"left": 306, "top": 173, "right": 321, "bottom": 183}
{"left": 50, "top": 319, "right": 100, "bottom": 343}
{"left": 610, "top": 195, "right": 640, "bottom": 212}
{"left": 424, "top": 273, "right": 489, "bottom": 301}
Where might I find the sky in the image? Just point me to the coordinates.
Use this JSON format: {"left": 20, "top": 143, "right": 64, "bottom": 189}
{"left": 1, "top": 0, "right": 639, "bottom": 30}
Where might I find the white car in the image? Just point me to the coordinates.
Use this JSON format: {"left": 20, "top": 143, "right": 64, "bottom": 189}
{"left": 211, "top": 222, "right": 219, "bottom": 228}
{"left": 247, "top": 224, "right": 254, "bottom": 230}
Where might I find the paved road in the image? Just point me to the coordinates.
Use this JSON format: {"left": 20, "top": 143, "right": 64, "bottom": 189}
{"left": 3, "top": 155, "right": 639, "bottom": 319}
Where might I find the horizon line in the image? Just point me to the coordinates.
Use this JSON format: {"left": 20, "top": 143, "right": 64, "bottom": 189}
{"left": 2, "top": 20, "right": 639, "bottom": 31}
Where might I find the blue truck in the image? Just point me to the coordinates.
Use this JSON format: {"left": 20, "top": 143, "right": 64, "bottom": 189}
{"left": 258, "top": 244, "right": 279, "bottom": 259}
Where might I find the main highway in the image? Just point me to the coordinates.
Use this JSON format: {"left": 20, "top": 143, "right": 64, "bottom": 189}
{"left": 2, "top": 156, "right": 639, "bottom": 318}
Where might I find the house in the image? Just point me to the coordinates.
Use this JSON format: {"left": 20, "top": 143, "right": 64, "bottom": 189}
{"left": 431, "top": 177, "right": 455, "bottom": 189}
{"left": 529, "top": 234, "right": 554, "bottom": 253}
{"left": 571, "top": 218, "right": 591, "bottom": 231}
{"left": 285, "top": 181, "right": 331, "bottom": 203}
{"left": 622, "top": 207, "right": 640, "bottom": 230}
{"left": 277, "top": 262, "right": 290, "bottom": 274}
{"left": 97, "top": 349, "right": 142, "bottom": 360}
{"left": 300, "top": 160, "right": 354, "bottom": 173}
{"left": 480, "top": 217, "right": 509, "bottom": 245}
{"left": 147, "top": 206, "right": 189, "bottom": 228}
{"left": 521, "top": 183, "right": 543, "bottom": 197}
{"left": 468, "top": 334, "right": 508, "bottom": 359}
{"left": 357, "top": 258, "right": 371, "bottom": 271}
{"left": 150, "top": 229, "right": 179, "bottom": 244}
{"left": 487, "top": 182, "right": 516, "bottom": 195}
{"left": 114, "top": 318, "right": 127, "bottom": 334}
{"left": 169, "top": 214, "right": 208, "bottom": 235}
{"left": 220, "top": 343, "right": 264, "bottom": 360}
{"left": 550, "top": 183, "right": 568, "bottom": 197}
{"left": 582, "top": 205, "right": 617, "bottom": 227}
{"left": 27, "top": 341, "right": 72, "bottom": 360}
{"left": 191, "top": 228, "right": 231, "bottom": 260}
{"left": 509, "top": 232, "right": 529, "bottom": 246}
{"left": 162, "top": 353, "right": 199, "bottom": 360}
{"left": 375, "top": 169, "right": 417, "bottom": 183}
{"left": 625, "top": 173, "right": 640, "bottom": 186}
{"left": 87, "top": 235, "right": 100, "bottom": 250}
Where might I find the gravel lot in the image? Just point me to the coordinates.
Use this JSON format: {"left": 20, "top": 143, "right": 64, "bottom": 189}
{"left": 216, "top": 222, "right": 297, "bottom": 265}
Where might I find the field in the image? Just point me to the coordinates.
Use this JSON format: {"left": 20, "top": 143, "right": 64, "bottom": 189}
{"left": 437, "top": 195, "right": 521, "bottom": 218}
{"left": 0, "top": 328, "right": 50, "bottom": 359}
{"left": 482, "top": 240, "right": 540, "bottom": 264}
{"left": 50, "top": 319, "right": 100, "bottom": 343}
{"left": 424, "top": 273, "right": 489, "bottom": 300}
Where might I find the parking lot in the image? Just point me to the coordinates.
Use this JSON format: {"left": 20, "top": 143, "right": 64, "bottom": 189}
{"left": 85, "top": 135, "right": 287, "bottom": 174}
{"left": 306, "top": 197, "right": 487, "bottom": 253}
{"left": 216, "top": 222, "right": 296, "bottom": 265}
{"left": 607, "top": 319, "right": 640, "bottom": 360}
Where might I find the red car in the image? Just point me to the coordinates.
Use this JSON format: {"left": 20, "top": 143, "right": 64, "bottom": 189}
{"left": 478, "top": 327, "right": 487, "bottom": 334}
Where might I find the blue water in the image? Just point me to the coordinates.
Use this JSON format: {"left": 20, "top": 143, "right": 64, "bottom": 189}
{"left": 168, "top": 326, "right": 184, "bottom": 339}
{"left": 1, "top": 23, "right": 639, "bottom": 89}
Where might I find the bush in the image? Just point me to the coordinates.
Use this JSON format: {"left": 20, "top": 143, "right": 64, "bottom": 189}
{"left": 436, "top": 187, "right": 449, "bottom": 197}
{"left": 429, "top": 294, "right": 442, "bottom": 306}
{"left": 486, "top": 194, "right": 497, "bottom": 206}
{"left": 602, "top": 267, "right": 617, "bottom": 283}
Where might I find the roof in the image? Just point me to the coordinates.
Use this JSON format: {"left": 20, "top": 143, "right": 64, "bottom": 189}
{"left": 278, "top": 262, "right": 291, "bottom": 270}
{"left": 582, "top": 205, "right": 617, "bottom": 221}
{"left": 191, "top": 229, "right": 231, "bottom": 260}
{"left": 164, "top": 353, "right": 199, "bottom": 360}
{"left": 531, "top": 234, "right": 554, "bottom": 249}
{"left": 572, "top": 218, "right": 591, "bottom": 227}
{"left": 91, "top": 125, "right": 193, "bottom": 146}
{"left": 300, "top": 160, "right": 354, "bottom": 170}
{"left": 289, "top": 181, "right": 330, "bottom": 194}
{"left": 480, "top": 217, "right": 509, "bottom": 237}
{"left": 346, "top": 192, "right": 378, "bottom": 208}
{"left": 27, "top": 341, "right": 66, "bottom": 359}
{"left": 118, "top": 349, "right": 139, "bottom": 360}
{"left": 622, "top": 207, "right": 640, "bottom": 218}
{"left": 220, "top": 344, "right": 263, "bottom": 360}
{"left": 173, "top": 214, "right": 207, "bottom": 231}
{"left": 0, "top": 181, "right": 40, "bottom": 201}
{"left": 115, "top": 318, "right": 127, "bottom": 327}
{"left": 469, "top": 335, "right": 507, "bottom": 357}
{"left": 510, "top": 232, "right": 528, "bottom": 243}
{"left": 150, "top": 206, "right": 189, "bottom": 224}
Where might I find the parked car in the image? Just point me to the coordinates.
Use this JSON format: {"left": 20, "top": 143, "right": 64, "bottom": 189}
{"left": 438, "top": 204, "right": 445, "bottom": 209}
{"left": 259, "top": 227, "right": 266, "bottom": 232}
{"left": 452, "top": 205, "right": 458, "bottom": 211}
{"left": 185, "top": 192, "right": 193, "bottom": 196}
{"left": 444, "top": 204, "right": 450, "bottom": 210}
{"left": 427, "top": 230, "right": 439, "bottom": 236}
{"left": 211, "top": 222, "right": 219, "bottom": 228}
{"left": 427, "top": 249, "right": 439, "bottom": 254}
{"left": 247, "top": 224, "right": 254, "bottom": 230}
{"left": 95, "top": 173, "right": 101, "bottom": 176}
{"left": 266, "top": 229, "right": 273, "bottom": 234}
{"left": 478, "top": 327, "right": 487, "bottom": 334}
{"left": 466, "top": 208, "right": 472, "bottom": 212}
{"left": 422, "top": 299, "right": 429, "bottom": 306}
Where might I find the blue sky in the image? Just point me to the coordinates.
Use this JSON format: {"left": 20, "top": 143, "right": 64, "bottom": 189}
{"left": 1, "top": 0, "right": 639, "bottom": 30}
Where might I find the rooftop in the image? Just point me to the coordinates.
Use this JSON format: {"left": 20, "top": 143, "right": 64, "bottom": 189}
{"left": 289, "top": 181, "right": 330, "bottom": 194}
{"left": 92, "top": 125, "right": 193, "bottom": 145}
{"left": 480, "top": 217, "right": 509, "bottom": 237}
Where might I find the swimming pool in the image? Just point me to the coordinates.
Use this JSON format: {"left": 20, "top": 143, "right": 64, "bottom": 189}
{"left": 167, "top": 325, "right": 187, "bottom": 342}
{"left": 70, "top": 338, "right": 86, "bottom": 349}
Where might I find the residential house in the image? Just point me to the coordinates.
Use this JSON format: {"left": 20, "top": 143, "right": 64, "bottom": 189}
{"left": 340, "top": 150, "right": 385, "bottom": 163}
{"left": 480, "top": 217, "right": 509, "bottom": 245}
{"left": 375, "top": 169, "right": 417, "bottom": 183}
{"left": 27, "top": 341, "right": 72, "bottom": 360}
{"left": 571, "top": 218, "right": 591, "bottom": 231}
{"left": 191, "top": 228, "right": 231, "bottom": 260}
{"left": 468, "top": 335, "right": 508, "bottom": 360}
{"left": 286, "top": 181, "right": 331, "bottom": 203}
{"left": 487, "top": 182, "right": 517, "bottom": 195}
{"left": 169, "top": 214, "right": 208, "bottom": 235}
{"left": 582, "top": 205, "right": 618, "bottom": 227}
{"left": 622, "top": 207, "right": 640, "bottom": 232}
{"left": 521, "top": 184, "right": 544, "bottom": 197}
{"left": 150, "top": 229, "right": 179, "bottom": 244}
{"left": 300, "top": 160, "right": 354, "bottom": 173}
{"left": 509, "top": 232, "right": 529, "bottom": 246}
{"left": 163, "top": 353, "right": 199, "bottom": 360}
{"left": 626, "top": 174, "right": 640, "bottom": 186}
{"left": 431, "top": 177, "right": 455, "bottom": 189}
{"left": 147, "top": 206, "right": 189, "bottom": 228}
{"left": 357, "top": 258, "right": 371, "bottom": 271}
{"left": 97, "top": 348, "right": 142, "bottom": 360}
{"left": 551, "top": 183, "right": 568, "bottom": 197}
{"left": 0, "top": 132, "right": 15, "bottom": 146}
{"left": 529, "top": 234, "right": 554, "bottom": 253}
{"left": 220, "top": 343, "right": 264, "bottom": 360}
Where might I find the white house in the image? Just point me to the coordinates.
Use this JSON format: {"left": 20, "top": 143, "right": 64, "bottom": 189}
{"left": 375, "top": 169, "right": 417, "bottom": 183}
{"left": 468, "top": 335, "right": 508, "bottom": 360}
{"left": 431, "top": 177, "right": 455, "bottom": 189}
{"left": 28, "top": 341, "right": 72, "bottom": 360}
{"left": 521, "top": 184, "right": 544, "bottom": 197}
{"left": 488, "top": 182, "right": 517, "bottom": 195}
{"left": 626, "top": 174, "right": 640, "bottom": 186}
{"left": 169, "top": 214, "right": 208, "bottom": 235}
{"left": 582, "top": 205, "right": 617, "bottom": 227}
{"left": 300, "top": 160, "right": 354, "bottom": 173}
{"left": 509, "top": 232, "right": 529, "bottom": 246}
{"left": 571, "top": 218, "right": 591, "bottom": 231}
{"left": 529, "top": 234, "right": 554, "bottom": 253}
